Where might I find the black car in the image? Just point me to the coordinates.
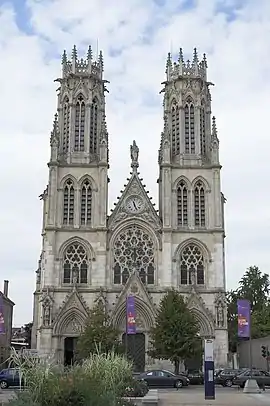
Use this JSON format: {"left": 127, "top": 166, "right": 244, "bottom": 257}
{"left": 187, "top": 370, "right": 204, "bottom": 385}
{"left": 215, "top": 369, "right": 242, "bottom": 387}
{"left": 233, "top": 369, "right": 270, "bottom": 388}
{"left": 137, "top": 369, "right": 189, "bottom": 389}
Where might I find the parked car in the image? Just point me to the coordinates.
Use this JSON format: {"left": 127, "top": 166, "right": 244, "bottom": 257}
{"left": 137, "top": 369, "right": 189, "bottom": 389}
{"left": 187, "top": 370, "right": 204, "bottom": 385}
{"left": 233, "top": 369, "right": 270, "bottom": 388}
{"left": 215, "top": 369, "right": 242, "bottom": 387}
{"left": 0, "top": 368, "right": 24, "bottom": 389}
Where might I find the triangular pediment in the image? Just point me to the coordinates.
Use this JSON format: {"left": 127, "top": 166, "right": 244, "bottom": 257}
{"left": 53, "top": 287, "right": 89, "bottom": 326}
{"left": 108, "top": 171, "right": 161, "bottom": 231}
{"left": 112, "top": 271, "right": 156, "bottom": 318}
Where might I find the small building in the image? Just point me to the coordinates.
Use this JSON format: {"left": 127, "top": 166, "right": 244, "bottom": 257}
{"left": 0, "top": 280, "right": 15, "bottom": 367}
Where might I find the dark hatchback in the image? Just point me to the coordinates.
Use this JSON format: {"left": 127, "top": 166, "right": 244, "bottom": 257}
{"left": 233, "top": 369, "right": 270, "bottom": 388}
{"left": 187, "top": 370, "right": 204, "bottom": 385}
{"left": 0, "top": 368, "right": 24, "bottom": 389}
{"left": 215, "top": 369, "right": 243, "bottom": 387}
{"left": 137, "top": 369, "right": 189, "bottom": 389}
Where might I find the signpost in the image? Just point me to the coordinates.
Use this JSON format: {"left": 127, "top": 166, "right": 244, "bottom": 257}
{"left": 204, "top": 338, "right": 215, "bottom": 400}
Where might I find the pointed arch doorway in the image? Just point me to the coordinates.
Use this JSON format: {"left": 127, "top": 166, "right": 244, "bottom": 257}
{"left": 122, "top": 333, "right": 146, "bottom": 372}
{"left": 64, "top": 336, "right": 78, "bottom": 366}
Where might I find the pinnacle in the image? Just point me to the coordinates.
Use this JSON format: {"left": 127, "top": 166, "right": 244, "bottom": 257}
{"left": 212, "top": 116, "right": 217, "bottom": 136}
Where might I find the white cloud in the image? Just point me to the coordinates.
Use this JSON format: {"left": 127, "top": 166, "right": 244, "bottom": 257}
{"left": 0, "top": 0, "right": 270, "bottom": 325}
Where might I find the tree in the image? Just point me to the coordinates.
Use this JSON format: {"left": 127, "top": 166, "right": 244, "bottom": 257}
{"left": 76, "top": 303, "right": 123, "bottom": 360}
{"left": 227, "top": 266, "right": 270, "bottom": 352}
{"left": 149, "top": 289, "right": 201, "bottom": 374}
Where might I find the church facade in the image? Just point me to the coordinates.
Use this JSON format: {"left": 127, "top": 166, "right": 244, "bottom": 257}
{"left": 31, "top": 46, "right": 228, "bottom": 369}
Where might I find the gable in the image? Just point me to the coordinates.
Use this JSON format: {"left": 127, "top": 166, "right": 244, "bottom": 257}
{"left": 53, "top": 287, "right": 89, "bottom": 329}
{"left": 108, "top": 171, "right": 161, "bottom": 231}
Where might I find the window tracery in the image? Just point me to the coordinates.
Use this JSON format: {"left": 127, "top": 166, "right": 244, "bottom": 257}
{"left": 63, "top": 97, "right": 70, "bottom": 153}
{"left": 80, "top": 179, "right": 92, "bottom": 225}
{"left": 177, "top": 180, "right": 188, "bottom": 226}
{"left": 194, "top": 181, "right": 206, "bottom": 227}
{"left": 63, "top": 179, "right": 74, "bottom": 225}
{"left": 74, "top": 94, "right": 85, "bottom": 151}
{"left": 171, "top": 101, "right": 180, "bottom": 155}
{"left": 113, "top": 225, "right": 155, "bottom": 285}
{"left": 90, "top": 97, "right": 98, "bottom": 154}
{"left": 200, "top": 101, "right": 206, "bottom": 155}
{"left": 180, "top": 244, "right": 205, "bottom": 285}
{"left": 184, "top": 97, "right": 195, "bottom": 154}
{"left": 63, "top": 242, "right": 89, "bottom": 284}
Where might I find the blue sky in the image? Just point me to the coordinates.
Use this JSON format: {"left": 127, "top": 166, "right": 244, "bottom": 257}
{"left": 0, "top": 0, "right": 270, "bottom": 326}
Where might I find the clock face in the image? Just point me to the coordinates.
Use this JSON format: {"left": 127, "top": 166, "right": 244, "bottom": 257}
{"left": 125, "top": 196, "right": 144, "bottom": 213}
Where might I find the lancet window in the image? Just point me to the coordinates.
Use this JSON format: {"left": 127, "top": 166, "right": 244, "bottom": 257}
{"left": 177, "top": 180, "right": 188, "bottom": 226}
{"left": 90, "top": 97, "right": 98, "bottom": 154}
{"left": 200, "top": 101, "right": 206, "bottom": 155}
{"left": 184, "top": 97, "right": 195, "bottom": 154}
{"left": 171, "top": 101, "right": 180, "bottom": 155}
{"left": 74, "top": 94, "right": 85, "bottom": 151}
{"left": 80, "top": 179, "right": 92, "bottom": 225}
{"left": 194, "top": 181, "right": 206, "bottom": 227}
{"left": 62, "top": 97, "right": 70, "bottom": 153}
{"left": 63, "top": 179, "right": 74, "bottom": 225}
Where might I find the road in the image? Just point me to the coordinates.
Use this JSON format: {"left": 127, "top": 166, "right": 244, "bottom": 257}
{"left": 0, "top": 386, "right": 270, "bottom": 405}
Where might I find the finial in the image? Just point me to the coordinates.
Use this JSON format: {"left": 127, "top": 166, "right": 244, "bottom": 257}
{"left": 72, "top": 45, "right": 77, "bottom": 60}
{"left": 178, "top": 48, "right": 184, "bottom": 63}
{"left": 87, "top": 45, "right": 92, "bottom": 60}
{"left": 202, "top": 53, "right": 208, "bottom": 68}
{"left": 212, "top": 116, "right": 217, "bottom": 136}
{"left": 166, "top": 52, "right": 172, "bottom": 69}
{"left": 62, "top": 50, "right": 67, "bottom": 65}
{"left": 98, "top": 50, "right": 104, "bottom": 71}
{"left": 130, "top": 140, "right": 139, "bottom": 172}
{"left": 192, "top": 48, "right": 198, "bottom": 64}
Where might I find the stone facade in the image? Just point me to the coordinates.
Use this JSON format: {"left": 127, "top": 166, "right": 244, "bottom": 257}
{"left": 32, "top": 46, "right": 228, "bottom": 368}
{"left": 0, "top": 281, "right": 14, "bottom": 367}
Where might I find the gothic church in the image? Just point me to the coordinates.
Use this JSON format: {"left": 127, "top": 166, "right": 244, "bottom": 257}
{"left": 32, "top": 46, "right": 228, "bottom": 369}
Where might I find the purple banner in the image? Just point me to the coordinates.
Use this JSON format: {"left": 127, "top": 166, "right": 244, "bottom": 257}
{"left": 237, "top": 299, "right": 250, "bottom": 338}
{"left": 126, "top": 295, "right": 136, "bottom": 335}
{"left": 0, "top": 294, "right": 5, "bottom": 334}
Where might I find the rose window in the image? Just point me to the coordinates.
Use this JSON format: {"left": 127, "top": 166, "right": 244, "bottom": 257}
{"left": 113, "top": 225, "right": 155, "bottom": 285}
{"left": 180, "top": 244, "right": 204, "bottom": 285}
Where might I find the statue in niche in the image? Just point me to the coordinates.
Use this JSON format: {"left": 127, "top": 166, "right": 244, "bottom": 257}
{"left": 43, "top": 303, "right": 51, "bottom": 327}
{"left": 216, "top": 303, "right": 225, "bottom": 327}
{"left": 190, "top": 268, "right": 196, "bottom": 286}
{"left": 130, "top": 140, "right": 139, "bottom": 167}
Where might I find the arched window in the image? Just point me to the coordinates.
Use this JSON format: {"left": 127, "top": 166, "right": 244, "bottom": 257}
{"left": 90, "top": 97, "right": 98, "bottom": 154}
{"left": 63, "top": 242, "right": 89, "bottom": 284}
{"left": 80, "top": 179, "right": 92, "bottom": 225}
{"left": 180, "top": 244, "right": 205, "bottom": 285}
{"left": 200, "top": 101, "right": 206, "bottom": 155}
{"left": 113, "top": 225, "right": 155, "bottom": 285}
{"left": 177, "top": 180, "right": 188, "bottom": 226}
{"left": 194, "top": 181, "right": 205, "bottom": 227}
{"left": 184, "top": 97, "right": 195, "bottom": 154}
{"left": 63, "top": 179, "right": 74, "bottom": 225}
{"left": 63, "top": 97, "right": 70, "bottom": 153}
{"left": 74, "top": 94, "right": 85, "bottom": 151}
{"left": 171, "top": 101, "right": 180, "bottom": 155}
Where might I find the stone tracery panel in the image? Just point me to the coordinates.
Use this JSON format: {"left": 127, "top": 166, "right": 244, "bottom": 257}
{"left": 113, "top": 225, "right": 155, "bottom": 285}
{"left": 180, "top": 243, "right": 204, "bottom": 285}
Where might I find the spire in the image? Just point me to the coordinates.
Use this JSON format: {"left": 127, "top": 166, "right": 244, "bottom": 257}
{"left": 130, "top": 140, "right": 139, "bottom": 172}
{"left": 50, "top": 113, "right": 59, "bottom": 146}
{"left": 71, "top": 45, "right": 77, "bottom": 73}
{"left": 87, "top": 45, "right": 92, "bottom": 73}
{"left": 192, "top": 48, "right": 199, "bottom": 75}
{"left": 62, "top": 50, "right": 67, "bottom": 76}
{"left": 166, "top": 52, "right": 172, "bottom": 81}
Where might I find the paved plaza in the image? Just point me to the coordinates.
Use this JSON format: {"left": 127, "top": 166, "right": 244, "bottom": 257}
{"left": 158, "top": 386, "right": 270, "bottom": 405}
{"left": 1, "top": 387, "right": 270, "bottom": 405}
